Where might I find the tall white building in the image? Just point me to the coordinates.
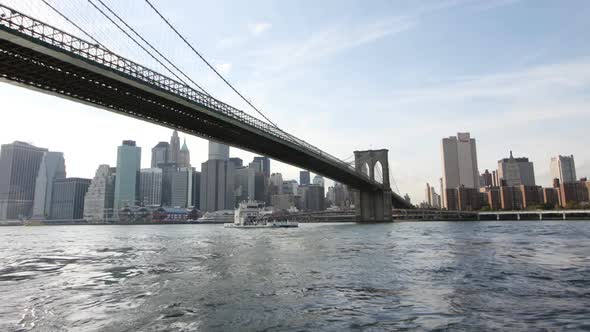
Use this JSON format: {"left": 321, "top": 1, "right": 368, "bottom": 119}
{"left": 84, "top": 165, "right": 116, "bottom": 223}
{"left": 171, "top": 167, "right": 193, "bottom": 208}
{"left": 32, "top": 151, "right": 66, "bottom": 219}
{"left": 114, "top": 140, "right": 141, "bottom": 213}
{"left": 550, "top": 155, "right": 577, "bottom": 184}
{"left": 139, "top": 168, "right": 163, "bottom": 206}
{"left": 234, "top": 166, "right": 255, "bottom": 203}
{"left": 200, "top": 141, "right": 235, "bottom": 212}
{"left": 441, "top": 132, "right": 479, "bottom": 208}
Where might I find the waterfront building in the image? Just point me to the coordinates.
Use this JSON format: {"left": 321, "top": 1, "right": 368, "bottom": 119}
{"left": 441, "top": 133, "right": 479, "bottom": 208}
{"left": 300, "top": 170, "right": 310, "bottom": 185}
{"left": 550, "top": 155, "right": 577, "bottom": 184}
{"left": 114, "top": 140, "right": 141, "bottom": 213}
{"left": 200, "top": 141, "right": 235, "bottom": 212}
{"left": 457, "top": 186, "right": 481, "bottom": 211}
{"left": 0, "top": 141, "right": 47, "bottom": 220}
{"left": 486, "top": 187, "right": 501, "bottom": 210}
{"left": 542, "top": 187, "right": 559, "bottom": 208}
{"left": 32, "top": 151, "right": 66, "bottom": 219}
{"left": 171, "top": 167, "right": 193, "bottom": 208}
{"left": 497, "top": 151, "right": 536, "bottom": 186}
{"left": 500, "top": 186, "right": 523, "bottom": 210}
{"left": 556, "top": 178, "right": 589, "bottom": 208}
{"left": 50, "top": 178, "right": 91, "bottom": 220}
{"left": 520, "top": 185, "right": 543, "bottom": 209}
{"left": 151, "top": 141, "right": 169, "bottom": 168}
{"left": 139, "top": 168, "right": 163, "bottom": 207}
{"left": 445, "top": 188, "right": 458, "bottom": 210}
{"left": 84, "top": 165, "right": 116, "bottom": 223}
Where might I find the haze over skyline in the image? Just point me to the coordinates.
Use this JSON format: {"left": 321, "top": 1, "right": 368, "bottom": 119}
{"left": 1, "top": 0, "right": 590, "bottom": 201}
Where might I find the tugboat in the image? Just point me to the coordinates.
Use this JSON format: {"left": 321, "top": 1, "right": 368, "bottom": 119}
{"left": 224, "top": 200, "right": 298, "bottom": 228}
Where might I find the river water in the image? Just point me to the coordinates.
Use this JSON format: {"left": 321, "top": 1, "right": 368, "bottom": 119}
{"left": 1, "top": 221, "right": 589, "bottom": 331}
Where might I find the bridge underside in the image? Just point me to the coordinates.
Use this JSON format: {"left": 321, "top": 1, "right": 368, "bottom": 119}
{"left": 0, "top": 31, "right": 411, "bottom": 209}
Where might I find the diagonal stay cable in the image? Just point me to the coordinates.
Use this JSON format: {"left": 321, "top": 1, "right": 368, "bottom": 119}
{"left": 144, "top": 0, "right": 280, "bottom": 129}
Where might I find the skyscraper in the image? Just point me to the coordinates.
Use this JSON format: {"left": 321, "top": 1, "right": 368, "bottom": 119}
{"left": 191, "top": 171, "right": 201, "bottom": 208}
{"left": 0, "top": 141, "right": 48, "bottom": 220}
{"left": 151, "top": 141, "right": 169, "bottom": 168}
{"left": 114, "top": 140, "right": 141, "bottom": 213}
{"left": 32, "top": 151, "right": 66, "bottom": 219}
{"left": 169, "top": 130, "right": 181, "bottom": 166}
{"left": 497, "top": 151, "right": 536, "bottom": 186}
{"left": 441, "top": 132, "right": 479, "bottom": 208}
{"left": 139, "top": 168, "right": 163, "bottom": 206}
{"left": 312, "top": 175, "right": 325, "bottom": 187}
{"left": 300, "top": 170, "right": 311, "bottom": 185}
{"left": 234, "top": 166, "right": 255, "bottom": 203}
{"left": 270, "top": 173, "right": 283, "bottom": 195}
{"left": 252, "top": 156, "right": 270, "bottom": 178}
{"left": 84, "top": 165, "right": 116, "bottom": 223}
{"left": 171, "top": 167, "right": 193, "bottom": 208}
{"left": 200, "top": 141, "right": 235, "bottom": 212}
{"left": 50, "top": 178, "right": 91, "bottom": 220}
{"left": 178, "top": 139, "right": 191, "bottom": 168}
{"left": 550, "top": 155, "right": 577, "bottom": 184}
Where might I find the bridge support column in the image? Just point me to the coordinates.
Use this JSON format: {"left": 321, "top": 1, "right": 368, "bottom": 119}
{"left": 353, "top": 149, "right": 393, "bottom": 222}
{"left": 355, "top": 189, "right": 392, "bottom": 222}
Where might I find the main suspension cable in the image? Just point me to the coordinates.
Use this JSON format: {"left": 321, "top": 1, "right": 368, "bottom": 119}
{"left": 144, "top": 0, "right": 279, "bottom": 128}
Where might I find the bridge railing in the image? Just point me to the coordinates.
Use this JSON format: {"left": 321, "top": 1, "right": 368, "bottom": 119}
{"left": 0, "top": 4, "right": 376, "bottom": 185}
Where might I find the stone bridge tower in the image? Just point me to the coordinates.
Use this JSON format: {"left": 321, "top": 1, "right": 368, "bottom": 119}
{"left": 354, "top": 149, "right": 393, "bottom": 222}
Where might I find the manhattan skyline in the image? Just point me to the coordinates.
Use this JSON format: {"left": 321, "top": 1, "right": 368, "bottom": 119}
{"left": 1, "top": 0, "right": 590, "bottom": 201}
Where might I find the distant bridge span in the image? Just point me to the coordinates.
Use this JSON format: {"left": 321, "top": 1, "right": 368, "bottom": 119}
{"left": 0, "top": 5, "right": 413, "bottom": 215}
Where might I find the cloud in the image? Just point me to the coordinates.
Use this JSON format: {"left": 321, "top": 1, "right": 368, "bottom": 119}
{"left": 249, "top": 15, "right": 417, "bottom": 74}
{"left": 249, "top": 22, "right": 272, "bottom": 35}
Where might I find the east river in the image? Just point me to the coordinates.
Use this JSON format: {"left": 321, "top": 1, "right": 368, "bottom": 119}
{"left": 1, "top": 221, "right": 589, "bottom": 331}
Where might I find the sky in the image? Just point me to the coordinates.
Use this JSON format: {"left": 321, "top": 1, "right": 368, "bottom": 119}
{"left": 1, "top": 0, "right": 590, "bottom": 203}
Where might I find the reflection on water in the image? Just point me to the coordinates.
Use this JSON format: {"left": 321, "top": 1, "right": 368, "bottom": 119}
{"left": 1, "top": 221, "right": 590, "bottom": 331}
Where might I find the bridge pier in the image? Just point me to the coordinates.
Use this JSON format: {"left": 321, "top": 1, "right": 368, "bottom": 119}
{"left": 353, "top": 149, "right": 393, "bottom": 222}
{"left": 355, "top": 189, "right": 393, "bottom": 222}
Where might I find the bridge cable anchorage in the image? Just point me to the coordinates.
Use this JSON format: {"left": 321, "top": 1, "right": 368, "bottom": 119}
{"left": 86, "top": 0, "right": 206, "bottom": 96}
{"left": 92, "top": 0, "right": 211, "bottom": 97}
{"left": 41, "top": 0, "right": 109, "bottom": 51}
{"left": 143, "top": 0, "right": 280, "bottom": 129}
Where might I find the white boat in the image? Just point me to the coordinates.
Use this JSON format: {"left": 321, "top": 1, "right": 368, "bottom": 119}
{"left": 224, "top": 200, "right": 298, "bottom": 228}
{"left": 197, "top": 210, "right": 234, "bottom": 224}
